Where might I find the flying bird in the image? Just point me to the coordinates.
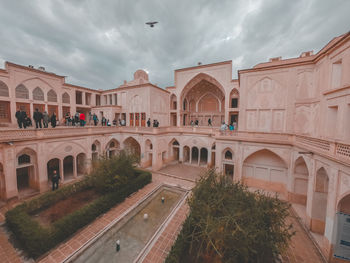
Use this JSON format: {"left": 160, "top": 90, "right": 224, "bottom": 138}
{"left": 146, "top": 21, "right": 158, "bottom": 27}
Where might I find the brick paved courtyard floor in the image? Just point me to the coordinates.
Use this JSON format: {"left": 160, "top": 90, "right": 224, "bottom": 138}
{"left": 0, "top": 164, "right": 326, "bottom": 263}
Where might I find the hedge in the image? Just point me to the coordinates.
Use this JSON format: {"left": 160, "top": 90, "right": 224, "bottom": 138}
{"left": 6, "top": 170, "right": 152, "bottom": 259}
{"left": 165, "top": 214, "right": 193, "bottom": 263}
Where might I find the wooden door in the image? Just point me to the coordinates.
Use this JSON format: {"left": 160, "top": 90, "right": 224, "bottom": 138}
{"left": 130, "top": 113, "right": 134, "bottom": 126}
{"left": 16, "top": 102, "right": 30, "bottom": 117}
{"left": 48, "top": 105, "right": 58, "bottom": 118}
{"left": 135, "top": 113, "right": 139, "bottom": 126}
{"left": 0, "top": 101, "right": 11, "bottom": 123}
{"left": 62, "top": 106, "right": 70, "bottom": 117}
{"left": 141, "top": 113, "right": 145, "bottom": 127}
{"left": 33, "top": 104, "right": 45, "bottom": 114}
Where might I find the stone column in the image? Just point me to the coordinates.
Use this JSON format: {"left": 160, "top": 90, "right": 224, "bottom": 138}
{"left": 179, "top": 146, "right": 183, "bottom": 163}
{"left": 207, "top": 149, "right": 212, "bottom": 167}
{"left": 59, "top": 159, "right": 64, "bottom": 183}
{"left": 82, "top": 92, "right": 86, "bottom": 105}
{"left": 198, "top": 149, "right": 201, "bottom": 166}
{"left": 189, "top": 148, "right": 192, "bottom": 164}
{"left": 73, "top": 156, "right": 77, "bottom": 178}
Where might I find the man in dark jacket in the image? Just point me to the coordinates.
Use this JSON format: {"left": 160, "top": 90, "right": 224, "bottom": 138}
{"left": 21, "top": 109, "right": 27, "bottom": 129}
{"left": 51, "top": 112, "right": 57, "bottom": 128}
{"left": 33, "top": 108, "right": 43, "bottom": 128}
{"left": 51, "top": 170, "right": 60, "bottom": 190}
{"left": 15, "top": 108, "right": 23, "bottom": 128}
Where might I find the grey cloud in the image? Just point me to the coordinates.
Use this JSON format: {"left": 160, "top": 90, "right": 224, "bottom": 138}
{"left": 0, "top": 0, "right": 349, "bottom": 89}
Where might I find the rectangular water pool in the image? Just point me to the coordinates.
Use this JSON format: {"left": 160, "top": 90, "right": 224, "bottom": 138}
{"left": 68, "top": 185, "right": 186, "bottom": 263}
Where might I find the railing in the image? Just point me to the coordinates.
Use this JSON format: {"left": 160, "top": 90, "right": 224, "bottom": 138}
{"left": 294, "top": 135, "right": 350, "bottom": 163}
{"left": 0, "top": 126, "right": 349, "bottom": 165}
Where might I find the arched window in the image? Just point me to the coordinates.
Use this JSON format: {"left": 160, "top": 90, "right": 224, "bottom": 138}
{"left": 225, "top": 150, "right": 233, "bottom": 160}
{"left": 92, "top": 144, "right": 97, "bottom": 151}
{"left": 15, "top": 84, "right": 29, "bottom": 99}
{"left": 62, "top": 92, "right": 70, "bottom": 104}
{"left": 18, "top": 154, "right": 31, "bottom": 165}
{"left": 33, "top": 87, "right": 44, "bottom": 101}
{"left": 0, "top": 81, "right": 9, "bottom": 97}
{"left": 172, "top": 140, "right": 179, "bottom": 146}
{"left": 183, "top": 99, "right": 187, "bottom": 110}
{"left": 47, "top": 89, "right": 57, "bottom": 102}
{"left": 110, "top": 141, "right": 115, "bottom": 148}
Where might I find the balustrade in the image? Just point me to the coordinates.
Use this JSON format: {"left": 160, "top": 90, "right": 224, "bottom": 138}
{"left": 0, "top": 127, "right": 349, "bottom": 164}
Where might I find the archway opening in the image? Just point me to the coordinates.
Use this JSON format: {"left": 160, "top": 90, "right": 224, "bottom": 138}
{"left": 242, "top": 149, "right": 287, "bottom": 195}
{"left": 47, "top": 158, "right": 60, "bottom": 185}
{"left": 168, "top": 139, "right": 180, "bottom": 162}
{"left": 311, "top": 167, "right": 329, "bottom": 235}
{"left": 92, "top": 140, "right": 101, "bottom": 161}
{"left": 191, "top": 147, "right": 199, "bottom": 164}
{"left": 106, "top": 139, "right": 120, "bottom": 158}
{"left": 123, "top": 137, "right": 141, "bottom": 161}
{"left": 16, "top": 151, "right": 37, "bottom": 196}
{"left": 63, "top": 156, "right": 74, "bottom": 181}
{"left": 338, "top": 194, "right": 350, "bottom": 214}
{"left": 183, "top": 146, "right": 190, "bottom": 163}
{"left": 181, "top": 74, "right": 225, "bottom": 127}
{"left": 200, "top": 148, "right": 208, "bottom": 166}
{"left": 291, "top": 157, "right": 309, "bottom": 205}
{"left": 77, "top": 153, "right": 87, "bottom": 176}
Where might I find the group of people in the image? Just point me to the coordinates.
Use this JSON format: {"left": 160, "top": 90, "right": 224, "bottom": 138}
{"left": 147, "top": 118, "right": 160, "bottom": 127}
{"left": 15, "top": 108, "right": 57, "bottom": 129}
{"left": 15, "top": 109, "right": 163, "bottom": 129}
{"left": 64, "top": 112, "right": 86, "bottom": 127}
{"left": 220, "top": 121, "right": 236, "bottom": 134}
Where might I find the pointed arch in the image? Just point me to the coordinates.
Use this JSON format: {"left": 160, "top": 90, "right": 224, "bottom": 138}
{"left": 0, "top": 81, "right": 9, "bottom": 97}
{"left": 181, "top": 73, "right": 225, "bottom": 99}
{"left": 242, "top": 149, "right": 288, "bottom": 194}
{"left": 15, "top": 84, "right": 29, "bottom": 99}
{"left": 33, "top": 87, "right": 44, "bottom": 101}
{"left": 47, "top": 89, "right": 57, "bottom": 102}
{"left": 311, "top": 167, "right": 329, "bottom": 234}
{"left": 170, "top": 94, "right": 177, "bottom": 110}
{"left": 223, "top": 148, "right": 233, "bottom": 160}
{"left": 62, "top": 92, "right": 70, "bottom": 104}
{"left": 123, "top": 137, "right": 141, "bottom": 160}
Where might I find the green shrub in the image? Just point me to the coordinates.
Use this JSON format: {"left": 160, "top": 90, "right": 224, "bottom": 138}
{"left": 5, "top": 168, "right": 151, "bottom": 259}
{"left": 89, "top": 151, "right": 139, "bottom": 193}
{"left": 165, "top": 170, "right": 293, "bottom": 263}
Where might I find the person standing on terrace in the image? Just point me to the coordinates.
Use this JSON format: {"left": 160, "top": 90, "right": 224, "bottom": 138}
{"left": 33, "top": 108, "right": 43, "bottom": 129}
{"left": 43, "top": 111, "right": 49, "bottom": 128}
{"left": 93, "top": 113, "right": 98, "bottom": 126}
{"left": 15, "top": 108, "right": 24, "bottom": 128}
{"left": 208, "top": 118, "right": 212, "bottom": 126}
{"left": 80, "top": 112, "right": 85, "bottom": 127}
{"left": 51, "top": 112, "right": 57, "bottom": 128}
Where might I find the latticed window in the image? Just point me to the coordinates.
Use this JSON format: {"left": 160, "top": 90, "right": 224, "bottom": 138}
{"left": 225, "top": 150, "right": 233, "bottom": 160}
{"left": 62, "top": 92, "right": 70, "bottom": 103}
{"left": 0, "top": 101, "right": 10, "bottom": 121}
{"left": 15, "top": 84, "right": 29, "bottom": 99}
{"left": 47, "top": 89, "right": 57, "bottom": 102}
{"left": 0, "top": 81, "right": 9, "bottom": 97}
{"left": 18, "top": 154, "right": 31, "bottom": 165}
{"left": 33, "top": 87, "right": 44, "bottom": 101}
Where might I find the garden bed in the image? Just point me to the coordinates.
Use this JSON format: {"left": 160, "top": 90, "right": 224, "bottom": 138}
{"left": 5, "top": 153, "right": 152, "bottom": 259}
{"left": 32, "top": 189, "right": 100, "bottom": 226}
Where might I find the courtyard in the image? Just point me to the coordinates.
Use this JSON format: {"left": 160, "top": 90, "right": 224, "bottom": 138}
{"left": 0, "top": 164, "right": 326, "bottom": 263}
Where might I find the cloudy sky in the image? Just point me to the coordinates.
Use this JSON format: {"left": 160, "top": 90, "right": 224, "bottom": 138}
{"left": 0, "top": 0, "right": 349, "bottom": 90}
